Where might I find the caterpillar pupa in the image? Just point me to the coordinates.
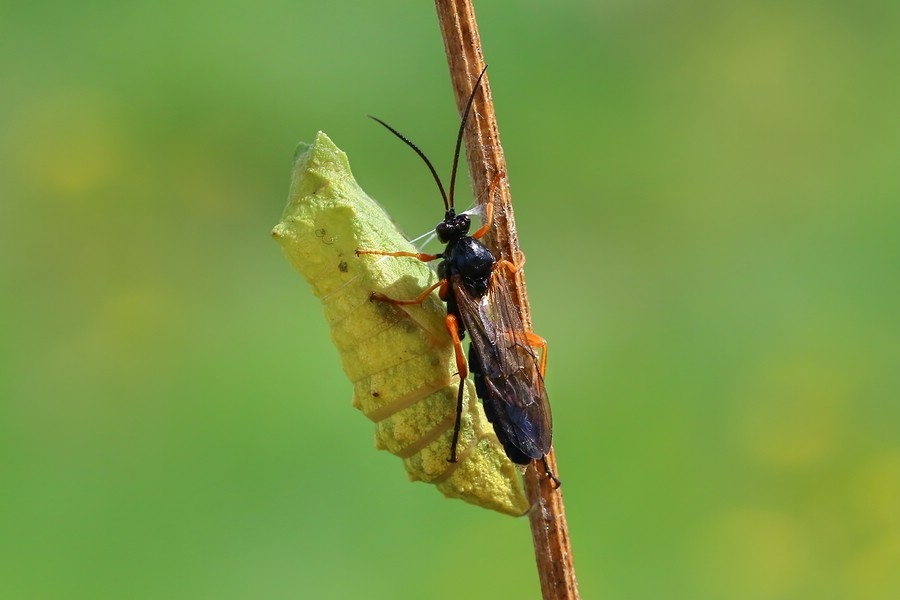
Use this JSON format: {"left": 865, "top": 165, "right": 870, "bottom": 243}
{"left": 272, "top": 132, "right": 529, "bottom": 516}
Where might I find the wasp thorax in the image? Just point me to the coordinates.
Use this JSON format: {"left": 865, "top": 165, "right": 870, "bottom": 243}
{"left": 436, "top": 212, "right": 471, "bottom": 243}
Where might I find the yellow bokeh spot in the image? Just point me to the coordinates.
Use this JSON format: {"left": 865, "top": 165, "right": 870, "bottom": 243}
{"left": 736, "top": 356, "right": 856, "bottom": 469}
{"left": 853, "top": 452, "right": 900, "bottom": 533}
{"left": 691, "top": 508, "right": 811, "bottom": 600}
{"left": 845, "top": 535, "right": 900, "bottom": 600}
{"left": 16, "top": 89, "right": 125, "bottom": 198}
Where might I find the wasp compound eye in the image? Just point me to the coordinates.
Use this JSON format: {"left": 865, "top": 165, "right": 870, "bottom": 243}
{"left": 436, "top": 220, "right": 451, "bottom": 243}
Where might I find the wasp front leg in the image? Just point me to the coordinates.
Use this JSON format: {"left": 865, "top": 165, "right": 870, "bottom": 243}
{"left": 355, "top": 248, "right": 442, "bottom": 263}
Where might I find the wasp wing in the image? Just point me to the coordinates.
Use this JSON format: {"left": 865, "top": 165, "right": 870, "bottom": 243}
{"left": 452, "top": 272, "right": 552, "bottom": 464}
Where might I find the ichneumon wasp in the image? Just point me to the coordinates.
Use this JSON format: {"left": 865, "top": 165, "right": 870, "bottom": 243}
{"left": 356, "top": 67, "right": 559, "bottom": 487}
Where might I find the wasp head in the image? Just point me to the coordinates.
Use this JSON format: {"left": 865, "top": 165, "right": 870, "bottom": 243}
{"left": 436, "top": 211, "right": 471, "bottom": 243}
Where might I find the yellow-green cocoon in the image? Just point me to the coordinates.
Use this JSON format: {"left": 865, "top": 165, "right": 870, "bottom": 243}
{"left": 272, "top": 132, "right": 528, "bottom": 516}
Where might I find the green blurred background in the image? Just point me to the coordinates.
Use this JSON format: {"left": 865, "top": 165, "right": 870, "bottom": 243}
{"left": 3, "top": 1, "right": 899, "bottom": 598}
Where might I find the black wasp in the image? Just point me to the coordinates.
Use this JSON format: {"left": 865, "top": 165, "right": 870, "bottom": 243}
{"left": 356, "top": 67, "right": 559, "bottom": 487}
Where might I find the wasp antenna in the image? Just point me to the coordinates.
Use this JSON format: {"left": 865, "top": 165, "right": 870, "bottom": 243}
{"left": 447, "top": 65, "right": 488, "bottom": 211}
{"left": 368, "top": 115, "right": 450, "bottom": 212}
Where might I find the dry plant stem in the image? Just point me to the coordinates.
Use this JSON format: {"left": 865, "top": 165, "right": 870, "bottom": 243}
{"left": 434, "top": 1, "right": 580, "bottom": 598}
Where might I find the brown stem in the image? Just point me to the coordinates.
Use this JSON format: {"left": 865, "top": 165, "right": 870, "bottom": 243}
{"left": 433, "top": 1, "right": 580, "bottom": 598}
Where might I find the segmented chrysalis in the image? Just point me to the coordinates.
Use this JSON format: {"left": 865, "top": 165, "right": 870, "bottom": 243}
{"left": 272, "top": 132, "right": 529, "bottom": 516}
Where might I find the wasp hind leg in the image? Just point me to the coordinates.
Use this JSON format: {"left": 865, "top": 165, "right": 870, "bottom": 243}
{"left": 445, "top": 313, "right": 468, "bottom": 463}
{"left": 541, "top": 456, "right": 562, "bottom": 489}
{"left": 523, "top": 331, "right": 548, "bottom": 379}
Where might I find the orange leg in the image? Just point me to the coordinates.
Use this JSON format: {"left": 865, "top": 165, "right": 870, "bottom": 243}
{"left": 490, "top": 255, "right": 527, "bottom": 296}
{"left": 445, "top": 313, "right": 468, "bottom": 463}
{"left": 471, "top": 202, "right": 493, "bottom": 240}
{"left": 491, "top": 257, "right": 547, "bottom": 376}
{"left": 495, "top": 254, "right": 526, "bottom": 276}
{"left": 356, "top": 248, "right": 441, "bottom": 262}
{"left": 471, "top": 171, "right": 505, "bottom": 240}
{"left": 523, "top": 331, "right": 548, "bottom": 379}
{"left": 370, "top": 279, "right": 448, "bottom": 305}
{"left": 499, "top": 328, "right": 548, "bottom": 379}
{"left": 445, "top": 314, "right": 468, "bottom": 381}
